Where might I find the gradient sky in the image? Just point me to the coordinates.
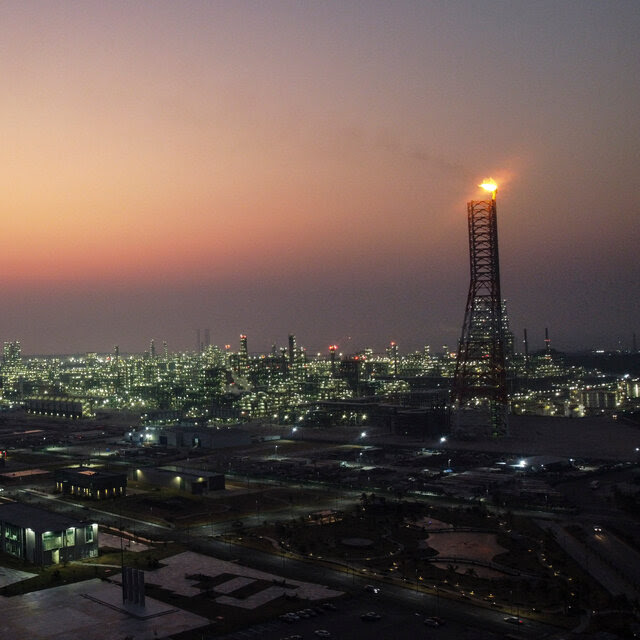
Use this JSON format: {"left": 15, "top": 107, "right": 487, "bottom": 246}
{"left": 1, "top": 1, "right": 638, "bottom": 355}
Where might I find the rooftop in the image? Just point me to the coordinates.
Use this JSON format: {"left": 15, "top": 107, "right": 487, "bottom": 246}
{"left": 0, "top": 502, "right": 91, "bottom": 532}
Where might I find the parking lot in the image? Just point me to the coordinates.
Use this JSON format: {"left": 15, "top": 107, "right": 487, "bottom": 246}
{"left": 213, "top": 594, "right": 541, "bottom": 640}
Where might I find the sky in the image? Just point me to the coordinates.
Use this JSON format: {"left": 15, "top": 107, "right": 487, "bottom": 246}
{"left": 1, "top": 1, "right": 639, "bottom": 356}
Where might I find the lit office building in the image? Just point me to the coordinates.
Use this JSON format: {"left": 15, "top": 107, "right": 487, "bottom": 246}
{"left": 0, "top": 502, "right": 98, "bottom": 565}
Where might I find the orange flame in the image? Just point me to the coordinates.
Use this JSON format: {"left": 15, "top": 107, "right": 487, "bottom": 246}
{"left": 479, "top": 179, "right": 498, "bottom": 192}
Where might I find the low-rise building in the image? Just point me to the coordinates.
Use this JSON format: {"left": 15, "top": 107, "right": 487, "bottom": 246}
{"left": 130, "top": 466, "right": 224, "bottom": 494}
{"left": 0, "top": 502, "right": 98, "bottom": 565}
{"left": 125, "top": 425, "right": 251, "bottom": 449}
{"left": 55, "top": 467, "right": 127, "bottom": 499}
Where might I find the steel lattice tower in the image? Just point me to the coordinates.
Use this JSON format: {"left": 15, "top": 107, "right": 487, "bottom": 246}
{"left": 452, "top": 182, "right": 508, "bottom": 437}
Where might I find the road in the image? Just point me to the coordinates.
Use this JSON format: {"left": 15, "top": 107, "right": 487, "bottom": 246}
{"left": 6, "top": 487, "right": 563, "bottom": 639}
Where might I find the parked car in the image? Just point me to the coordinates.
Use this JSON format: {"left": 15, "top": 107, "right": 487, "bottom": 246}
{"left": 361, "top": 612, "right": 382, "bottom": 621}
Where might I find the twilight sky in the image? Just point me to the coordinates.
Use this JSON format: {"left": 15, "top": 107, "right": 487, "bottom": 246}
{"left": 1, "top": 1, "right": 639, "bottom": 355}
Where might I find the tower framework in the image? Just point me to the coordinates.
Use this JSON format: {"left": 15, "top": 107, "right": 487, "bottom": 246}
{"left": 452, "top": 186, "right": 508, "bottom": 437}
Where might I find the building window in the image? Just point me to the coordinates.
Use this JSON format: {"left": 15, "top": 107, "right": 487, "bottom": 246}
{"left": 85, "top": 525, "right": 94, "bottom": 543}
{"left": 5, "top": 539, "right": 21, "bottom": 557}
{"left": 65, "top": 528, "right": 75, "bottom": 546}
{"left": 4, "top": 523, "right": 19, "bottom": 541}
{"left": 43, "top": 531, "right": 63, "bottom": 551}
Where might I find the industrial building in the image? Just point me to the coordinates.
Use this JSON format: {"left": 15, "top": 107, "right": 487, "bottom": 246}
{"left": 0, "top": 502, "right": 98, "bottom": 565}
{"left": 130, "top": 466, "right": 225, "bottom": 495}
{"left": 24, "top": 395, "right": 94, "bottom": 419}
{"left": 55, "top": 467, "right": 127, "bottom": 499}
{"left": 125, "top": 424, "right": 251, "bottom": 449}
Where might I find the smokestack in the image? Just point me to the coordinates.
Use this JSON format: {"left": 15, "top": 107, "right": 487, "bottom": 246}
{"left": 329, "top": 345, "right": 337, "bottom": 375}
{"left": 544, "top": 328, "right": 551, "bottom": 360}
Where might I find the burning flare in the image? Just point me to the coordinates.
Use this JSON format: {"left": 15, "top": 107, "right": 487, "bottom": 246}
{"left": 479, "top": 179, "right": 498, "bottom": 192}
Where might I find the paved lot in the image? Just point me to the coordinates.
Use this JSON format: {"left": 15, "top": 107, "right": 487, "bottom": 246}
{"left": 0, "top": 566, "right": 36, "bottom": 588}
{"left": 0, "top": 578, "right": 209, "bottom": 640}
{"left": 144, "top": 551, "right": 342, "bottom": 608}
{"left": 0, "top": 551, "right": 343, "bottom": 639}
{"left": 101, "top": 531, "right": 150, "bottom": 552}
